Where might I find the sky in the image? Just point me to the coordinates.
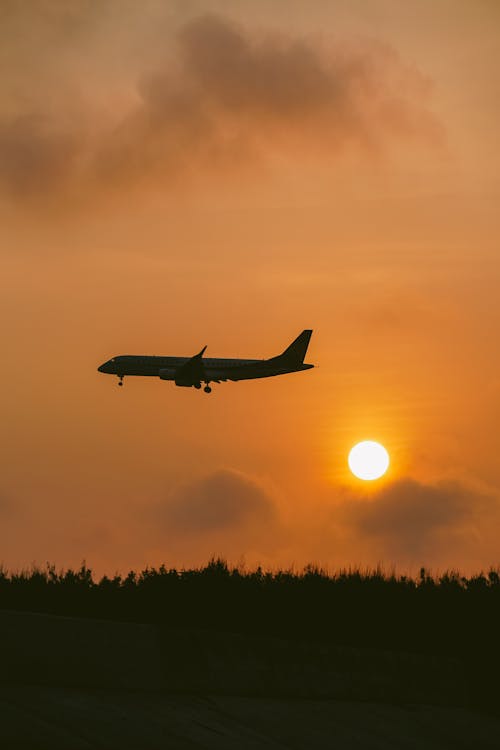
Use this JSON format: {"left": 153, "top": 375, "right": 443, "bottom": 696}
{"left": 1, "top": 0, "right": 500, "bottom": 574}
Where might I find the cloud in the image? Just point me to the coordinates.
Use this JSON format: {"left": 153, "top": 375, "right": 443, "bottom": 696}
{"left": 178, "top": 14, "right": 343, "bottom": 119}
{"left": 149, "top": 469, "right": 281, "bottom": 564}
{"left": 0, "top": 11, "right": 441, "bottom": 202}
{"left": 0, "top": 115, "right": 80, "bottom": 197}
{"left": 163, "top": 468, "right": 277, "bottom": 533}
{"left": 338, "top": 478, "right": 500, "bottom": 566}
{"left": 98, "top": 14, "right": 440, "bottom": 184}
{"left": 153, "top": 473, "right": 500, "bottom": 572}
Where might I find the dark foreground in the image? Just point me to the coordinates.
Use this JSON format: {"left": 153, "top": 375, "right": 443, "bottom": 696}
{"left": 1, "top": 608, "right": 500, "bottom": 749}
{"left": 3, "top": 560, "right": 500, "bottom": 713}
{"left": 1, "top": 685, "right": 499, "bottom": 750}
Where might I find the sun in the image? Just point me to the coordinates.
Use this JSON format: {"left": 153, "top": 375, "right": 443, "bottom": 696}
{"left": 348, "top": 441, "right": 390, "bottom": 481}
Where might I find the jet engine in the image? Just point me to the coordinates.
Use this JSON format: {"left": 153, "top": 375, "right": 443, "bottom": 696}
{"left": 158, "top": 368, "right": 176, "bottom": 380}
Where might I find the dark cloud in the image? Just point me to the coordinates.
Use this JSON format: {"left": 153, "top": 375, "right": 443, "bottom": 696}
{"left": 339, "top": 478, "right": 499, "bottom": 564}
{"left": 148, "top": 469, "right": 281, "bottom": 565}
{"left": 0, "top": 12, "right": 441, "bottom": 201}
{"left": 162, "top": 468, "right": 276, "bottom": 534}
{"left": 99, "top": 15, "right": 439, "bottom": 184}
{"left": 0, "top": 115, "right": 80, "bottom": 196}
{"left": 178, "top": 15, "right": 339, "bottom": 118}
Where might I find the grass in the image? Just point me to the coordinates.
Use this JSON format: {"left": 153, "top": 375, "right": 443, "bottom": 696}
{"left": 0, "top": 559, "right": 498, "bottom": 650}
{"left": 2, "top": 559, "right": 500, "bottom": 709}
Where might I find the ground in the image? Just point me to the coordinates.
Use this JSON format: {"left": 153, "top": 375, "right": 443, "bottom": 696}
{"left": 1, "top": 609, "right": 498, "bottom": 749}
{"left": 1, "top": 686, "right": 499, "bottom": 749}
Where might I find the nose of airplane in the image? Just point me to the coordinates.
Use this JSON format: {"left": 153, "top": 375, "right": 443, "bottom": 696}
{"left": 97, "top": 362, "right": 106, "bottom": 372}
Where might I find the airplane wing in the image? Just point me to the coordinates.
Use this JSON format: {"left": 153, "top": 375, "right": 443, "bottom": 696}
{"left": 174, "top": 346, "right": 207, "bottom": 386}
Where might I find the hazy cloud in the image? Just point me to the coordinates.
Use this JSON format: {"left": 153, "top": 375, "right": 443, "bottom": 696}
{"left": 162, "top": 468, "right": 277, "bottom": 534}
{"left": 151, "top": 474, "right": 500, "bottom": 572}
{"left": 98, "top": 14, "right": 440, "bottom": 185}
{"left": 338, "top": 478, "right": 499, "bottom": 565}
{"left": 0, "top": 11, "right": 441, "bottom": 201}
{"left": 0, "top": 115, "right": 80, "bottom": 197}
{"left": 144, "top": 468, "right": 282, "bottom": 566}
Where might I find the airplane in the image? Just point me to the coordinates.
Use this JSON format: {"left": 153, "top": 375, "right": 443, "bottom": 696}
{"left": 98, "top": 329, "right": 313, "bottom": 393}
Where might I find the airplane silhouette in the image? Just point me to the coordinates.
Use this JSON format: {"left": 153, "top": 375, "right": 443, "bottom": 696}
{"left": 98, "top": 330, "right": 313, "bottom": 393}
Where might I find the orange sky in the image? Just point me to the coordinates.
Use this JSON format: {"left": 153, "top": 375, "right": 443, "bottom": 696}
{"left": 1, "top": 1, "right": 500, "bottom": 573}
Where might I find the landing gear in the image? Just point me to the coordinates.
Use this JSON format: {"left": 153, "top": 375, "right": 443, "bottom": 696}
{"left": 118, "top": 376, "right": 124, "bottom": 387}
{"left": 204, "top": 385, "right": 212, "bottom": 394}
{"left": 194, "top": 383, "right": 201, "bottom": 390}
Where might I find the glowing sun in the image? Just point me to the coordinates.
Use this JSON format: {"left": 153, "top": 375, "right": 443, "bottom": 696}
{"left": 348, "top": 441, "right": 390, "bottom": 481}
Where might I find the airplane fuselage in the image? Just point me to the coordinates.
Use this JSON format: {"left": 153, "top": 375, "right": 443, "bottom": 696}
{"left": 99, "top": 355, "right": 312, "bottom": 379}
{"left": 98, "top": 330, "right": 314, "bottom": 392}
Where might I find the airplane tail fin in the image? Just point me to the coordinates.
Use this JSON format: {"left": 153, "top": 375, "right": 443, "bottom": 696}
{"left": 274, "top": 330, "right": 313, "bottom": 366}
